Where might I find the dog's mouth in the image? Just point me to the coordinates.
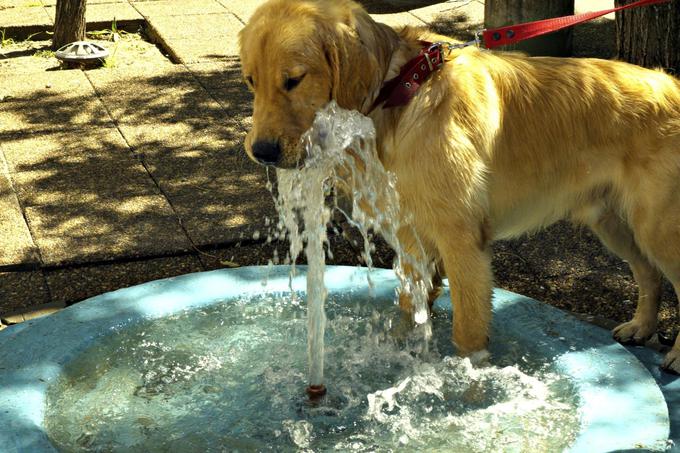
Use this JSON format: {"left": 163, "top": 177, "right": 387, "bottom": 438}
{"left": 251, "top": 150, "right": 307, "bottom": 170}
{"left": 270, "top": 159, "right": 306, "bottom": 170}
{"left": 248, "top": 135, "right": 307, "bottom": 169}
{"left": 272, "top": 137, "right": 314, "bottom": 170}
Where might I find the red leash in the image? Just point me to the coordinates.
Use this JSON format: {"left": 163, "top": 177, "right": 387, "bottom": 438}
{"left": 483, "top": 0, "right": 671, "bottom": 49}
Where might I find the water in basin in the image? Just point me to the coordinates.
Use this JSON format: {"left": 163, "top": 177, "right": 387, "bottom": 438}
{"left": 45, "top": 103, "right": 580, "bottom": 452}
{"left": 45, "top": 291, "right": 580, "bottom": 452}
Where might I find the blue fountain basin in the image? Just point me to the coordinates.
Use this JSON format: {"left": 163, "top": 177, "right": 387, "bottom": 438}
{"left": 0, "top": 265, "right": 674, "bottom": 452}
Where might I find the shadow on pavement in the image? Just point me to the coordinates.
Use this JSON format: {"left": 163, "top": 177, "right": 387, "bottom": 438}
{"left": 357, "top": 0, "right": 443, "bottom": 14}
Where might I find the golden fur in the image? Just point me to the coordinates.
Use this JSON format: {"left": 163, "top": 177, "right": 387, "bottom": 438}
{"left": 239, "top": 0, "right": 680, "bottom": 372}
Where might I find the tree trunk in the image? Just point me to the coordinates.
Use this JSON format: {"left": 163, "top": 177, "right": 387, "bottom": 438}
{"left": 485, "top": 0, "right": 574, "bottom": 56}
{"left": 615, "top": 0, "right": 679, "bottom": 75}
{"left": 52, "top": 0, "right": 87, "bottom": 50}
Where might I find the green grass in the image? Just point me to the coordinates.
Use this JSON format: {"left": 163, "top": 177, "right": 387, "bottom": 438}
{"left": 33, "top": 49, "right": 54, "bottom": 59}
{"left": 101, "top": 54, "right": 117, "bottom": 68}
{"left": 102, "top": 39, "right": 121, "bottom": 69}
{"left": 0, "top": 29, "right": 15, "bottom": 48}
{"left": 87, "top": 18, "right": 128, "bottom": 42}
{"left": 25, "top": 31, "right": 45, "bottom": 41}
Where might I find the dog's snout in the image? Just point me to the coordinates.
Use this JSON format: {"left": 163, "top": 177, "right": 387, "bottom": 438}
{"left": 252, "top": 140, "right": 282, "bottom": 165}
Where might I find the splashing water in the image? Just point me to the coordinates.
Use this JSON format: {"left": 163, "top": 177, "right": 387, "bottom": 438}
{"left": 273, "top": 101, "right": 435, "bottom": 387}
{"left": 44, "top": 293, "right": 581, "bottom": 452}
{"left": 42, "top": 103, "right": 584, "bottom": 452}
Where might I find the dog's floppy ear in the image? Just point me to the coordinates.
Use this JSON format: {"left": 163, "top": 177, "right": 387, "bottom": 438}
{"left": 319, "top": 4, "right": 398, "bottom": 112}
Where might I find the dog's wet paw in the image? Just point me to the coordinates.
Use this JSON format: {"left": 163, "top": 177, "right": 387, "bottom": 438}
{"left": 612, "top": 320, "right": 655, "bottom": 345}
{"left": 661, "top": 349, "right": 680, "bottom": 375}
{"left": 468, "top": 349, "right": 491, "bottom": 367}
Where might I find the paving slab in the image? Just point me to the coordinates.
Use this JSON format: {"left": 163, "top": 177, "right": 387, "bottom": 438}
{"left": 146, "top": 12, "right": 242, "bottom": 62}
{"left": 90, "top": 36, "right": 175, "bottom": 69}
{"left": 2, "top": 128, "right": 160, "bottom": 206}
{"left": 0, "top": 4, "right": 51, "bottom": 29}
{"left": 2, "top": 126, "right": 133, "bottom": 172}
{"left": 575, "top": 0, "right": 615, "bottom": 19}
{"left": 86, "top": 65, "right": 225, "bottom": 123}
{"left": 132, "top": 0, "right": 226, "bottom": 17}
{"left": 410, "top": 0, "right": 485, "bottom": 28}
{"left": 146, "top": 12, "right": 242, "bottom": 40}
{"left": 370, "top": 12, "right": 427, "bottom": 28}
{"left": 2, "top": 1, "right": 45, "bottom": 8}
{"left": 0, "top": 165, "right": 39, "bottom": 267}
{"left": 0, "top": 70, "right": 115, "bottom": 133}
{"left": 157, "top": 36, "right": 240, "bottom": 63}
{"left": 216, "top": 0, "right": 267, "bottom": 24}
{"left": 24, "top": 194, "right": 192, "bottom": 266}
{"left": 119, "top": 121, "right": 273, "bottom": 245}
{"left": 357, "top": 0, "right": 446, "bottom": 14}
{"left": 45, "top": 254, "right": 203, "bottom": 304}
{"left": 204, "top": 87, "right": 252, "bottom": 122}
{"left": 44, "top": 3, "right": 143, "bottom": 24}
{"left": 184, "top": 59, "right": 243, "bottom": 90}
{"left": 187, "top": 60, "right": 252, "bottom": 118}
{"left": 0, "top": 43, "right": 61, "bottom": 75}
{"left": 0, "top": 271, "right": 50, "bottom": 314}
{"left": 119, "top": 120, "right": 244, "bottom": 162}
{"left": 41, "top": 0, "right": 126, "bottom": 5}
{"left": 163, "top": 173, "right": 274, "bottom": 246}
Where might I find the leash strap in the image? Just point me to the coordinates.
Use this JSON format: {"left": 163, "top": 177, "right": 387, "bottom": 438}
{"left": 483, "top": 0, "right": 671, "bottom": 49}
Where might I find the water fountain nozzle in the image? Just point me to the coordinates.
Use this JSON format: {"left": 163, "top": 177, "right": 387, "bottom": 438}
{"left": 306, "top": 384, "right": 327, "bottom": 401}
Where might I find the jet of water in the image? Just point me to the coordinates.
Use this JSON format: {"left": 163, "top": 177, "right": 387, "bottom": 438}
{"left": 274, "top": 101, "right": 435, "bottom": 390}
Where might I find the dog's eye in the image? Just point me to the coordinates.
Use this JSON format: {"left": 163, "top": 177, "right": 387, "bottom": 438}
{"left": 284, "top": 74, "right": 305, "bottom": 91}
{"left": 245, "top": 76, "right": 255, "bottom": 88}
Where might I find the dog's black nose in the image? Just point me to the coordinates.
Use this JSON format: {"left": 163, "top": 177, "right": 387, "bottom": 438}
{"left": 252, "top": 140, "right": 281, "bottom": 165}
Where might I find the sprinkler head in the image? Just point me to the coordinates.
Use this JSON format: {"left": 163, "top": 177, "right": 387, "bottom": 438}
{"left": 55, "top": 41, "right": 109, "bottom": 67}
{"left": 306, "top": 384, "right": 327, "bottom": 401}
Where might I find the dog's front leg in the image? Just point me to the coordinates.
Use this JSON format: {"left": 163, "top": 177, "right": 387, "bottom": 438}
{"left": 436, "top": 233, "right": 493, "bottom": 360}
{"left": 396, "top": 259, "right": 442, "bottom": 317}
{"left": 394, "top": 226, "right": 435, "bottom": 317}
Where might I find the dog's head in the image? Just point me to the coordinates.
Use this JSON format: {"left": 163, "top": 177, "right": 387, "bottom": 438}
{"left": 238, "top": 0, "right": 397, "bottom": 168}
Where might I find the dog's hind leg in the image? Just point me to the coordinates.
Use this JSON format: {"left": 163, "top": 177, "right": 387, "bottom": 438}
{"left": 577, "top": 207, "right": 663, "bottom": 346}
{"left": 633, "top": 221, "right": 680, "bottom": 374}
{"left": 621, "top": 153, "right": 680, "bottom": 373}
{"left": 636, "top": 250, "right": 680, "bottom": 374}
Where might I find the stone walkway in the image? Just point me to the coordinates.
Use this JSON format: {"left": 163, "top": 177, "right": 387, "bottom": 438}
{"left": 4, "top": 0, "right": 660, "bottom": 338}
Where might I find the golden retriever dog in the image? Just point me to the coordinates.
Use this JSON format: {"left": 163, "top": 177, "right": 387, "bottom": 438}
{"left": 239, "top": 0, "right": 680, "bottom": 373}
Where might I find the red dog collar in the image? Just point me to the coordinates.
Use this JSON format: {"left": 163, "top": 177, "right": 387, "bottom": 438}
{"left": 368, "top": 41, "right": 444, "bottom": 113}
